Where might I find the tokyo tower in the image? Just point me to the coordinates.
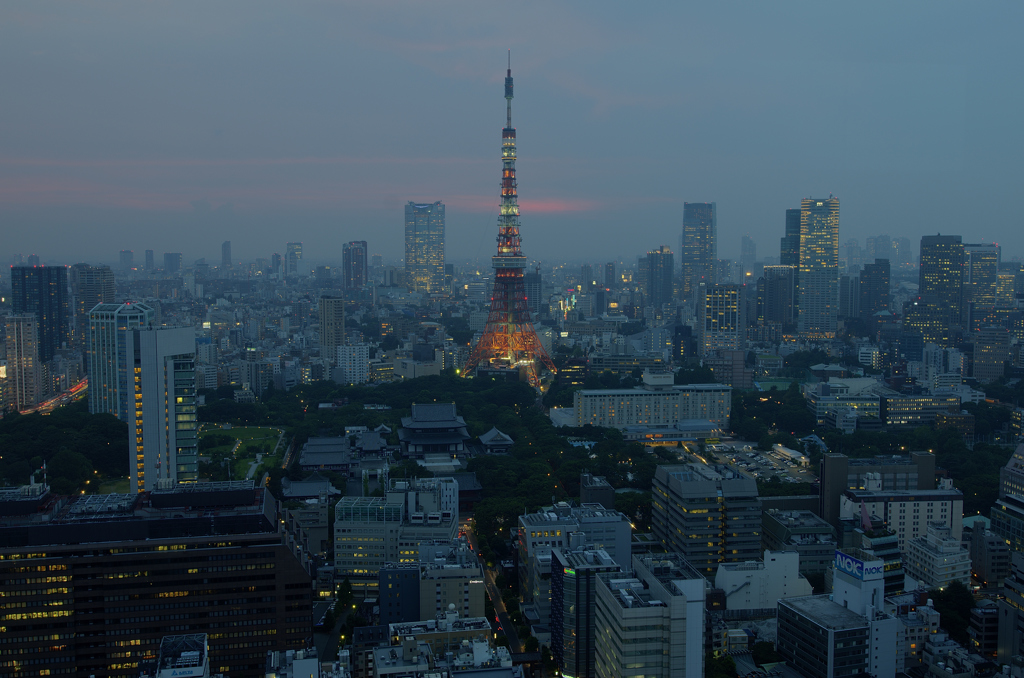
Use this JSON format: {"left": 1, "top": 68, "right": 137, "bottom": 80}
{"left": 462, "top": 55, "right": 556, "bottom": 387}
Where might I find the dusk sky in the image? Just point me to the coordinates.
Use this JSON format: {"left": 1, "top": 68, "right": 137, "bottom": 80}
{"left": 2, "top": 2, "right": 1022, "bottom": 267}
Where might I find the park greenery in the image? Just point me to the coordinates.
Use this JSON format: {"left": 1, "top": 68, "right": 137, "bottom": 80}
{"left": 0, "top": 400, "right": 127, "bottom": 494}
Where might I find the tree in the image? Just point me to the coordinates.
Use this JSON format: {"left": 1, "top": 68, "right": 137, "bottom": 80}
{"left": 929, "top": 581, "right": 975, "bottom": 645}
{"left": 752, "top": 641, "right": 781, "bottom": 666}
{"left": 706, "top": 652, "right": 737, "bottom": 678}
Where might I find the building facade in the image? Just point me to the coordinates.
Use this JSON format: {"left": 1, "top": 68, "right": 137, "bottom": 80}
{"left": 405, "top": 201, "right": 446, "bottom": 295}
{"left": 343, "top": 240, "right": 369, "bottom": 289}
{"left": 11, "top": 264, "right": 70, "bottom": 363}
{"left": 5, "top": 315, "right": 43, "bottom": 411}
{"left": 797, "top": 197, "right": 840, "bottom": 338}
{"left": 699, "top": 283, "right": 745, "bottom": 355}
{"left": 319, "top": 295, "right": 346, "bottom": 366}
{"left": 0, "top": 483, "right": 312, "bottom": 678}
{"left": 652, "top": 464, "right": 761, "bottom": 575}
{"left": 681, "top": 202, "right": 716, "bottom": 300}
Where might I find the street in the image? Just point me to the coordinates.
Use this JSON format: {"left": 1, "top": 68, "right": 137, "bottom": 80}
{"left": 465, "top": 522, "right": 524, "bottom": 653}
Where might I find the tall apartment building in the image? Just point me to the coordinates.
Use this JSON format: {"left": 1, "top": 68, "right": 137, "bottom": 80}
{"left": 405, "top": 201, "right": 446, "bottom": 294}
{"left": 119, "top": 249, "right": 134, "bottom": 270}
{"left": 144, "top": 249, "right": 154, "bottom": 270}
{"left": 594, "top": 554, "right": 707, "bottom": 678}
{"left": 699, "top": 283, "right": 745, "bottom": 355}
{"left": 680, "top": 202, "right": 716, "bottom": 300}
{"left": 0, "top": 482, "right": 311, "bottom": 678}
{"left": 333, "top": 477, "right": 459, "bottom": 593}
{"left": 645, "top": 245, "right": 674, "bottom": 309}
{"left": 11, "top": 264, "right": 69, "bottom": 363}
{"left": 319, "top": 295, "right": 345, "bottom": 366}
{"left": 652, "top": 464, "right": 761, "bottom": 575}
{"left": 573, "top": 372, "right": 732, "bottom": 429}
{"left": 550, "top": 548, "right": 621, "bottom": 678}
{"left": 343, "top": 240, "right": 369, "bottom": 289}
{"left": 797, "top": 196, "right": 840, "bottom": 338}
{"left": 4, "top": 315, "right": 42, "bottom": 411}
{"left": 337, "top": 343, "right": 370, "bottom": 384}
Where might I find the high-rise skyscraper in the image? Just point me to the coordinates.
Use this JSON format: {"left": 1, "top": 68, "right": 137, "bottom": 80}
{"left": 70, "top": 263, "right": 116, "bottom": 354}
{"left": 646, "top": 245, "right": 674, "bottom": 310}
{"left": 757, "top": 265, "right": 797, "bottom": 328}
{"left": 11, "top": 265, "right": 69, "bottom": 363}
{"left": 5, "top": 315, "right": 42, "bottom": 411}
{"left": 963, "top": 242, "right": 1000, "bottom": 325}
{"left": 342, "top": 240, "right": 369, "bottom": 289}
{"left": 285, "top": 242, "right": 303, "bottom": 276}
{"left": 780, "top": 208, "right": 801, "bottom": 267}
{"left": 87, "top": 302, "right": 194, "bottom": 493}
{"left": 319, "top": 296, "right": 346, "bottom": 366}
{"left": 699, "top": 284, "right": 745, "bottom": 355}
{"left": 604, "top": 262, "right": 616, "bottom": 289}
{"left": 88, "top": 302, "right": 155, "bottom": 420}
{"left": 797, "top": 196, "right": 840, "bottom": 338}
{"left": 524, "top": 268, "right": 543, "bottom": 317}
{"left": 911, "top": 234, "right": 964, "bottom": 346}
{"left": 119, "top": 249, "right": 134, "bottom": 271}
{"left": 681, "top": 202, "right": 716, "bottom": 299}
{"left": 221, "top": 240, "right": 232, "bottom": 271}
{"left": 144, "top": 249, "right": 154, "bottom": 271}
{"left": 404, "top": 202, "right": 445, "bottom": 294}
{"left": 162, "top": 252, "right": 182, "bottom": 274}
{"left": 271, "top": 252, "right": 282, "bottom": 277}
{"left": 859, "top": 259, "right": 890, "bottom": 320}
{"left": 741, "top": 235, "right": 757, "bottom": 275}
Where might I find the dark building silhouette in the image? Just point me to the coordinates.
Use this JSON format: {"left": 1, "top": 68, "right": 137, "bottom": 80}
{"left": 0, "top": 482, "right": 312, "bottom": 678}
{"left": 343, "top": 240, "right": 369, "bottom": 289}
{"left": 859, "top": 258, "right": 890, "bottom": 320}
{"left": 11, "top": 264, "right": 69, "bottom": 363}
{"left": 780, "top": 208, "right": 801, "bottom": 267}
{"left": 646, "top": 245, "right": 674, "bottom": 309}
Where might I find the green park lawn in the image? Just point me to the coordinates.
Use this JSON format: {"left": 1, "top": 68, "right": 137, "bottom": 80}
{"left": 199, "top": 425, "right": 284, "bottom": 481}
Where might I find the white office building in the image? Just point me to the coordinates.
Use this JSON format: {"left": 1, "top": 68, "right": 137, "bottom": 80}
{"left": 714, "top": 551, "right": 812, "bottom": 613}
{"left": 574, "top": 371, "right": 731, "bottom": 428}
{"left": 904, "top": 522, "right": 971, "bottom": 590}
{"left": 594, "top": 554, "right": 707, "bottom": 678}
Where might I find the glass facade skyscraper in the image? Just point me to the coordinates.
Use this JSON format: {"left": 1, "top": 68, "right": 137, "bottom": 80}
{"left": 11, "top": 265, "right": 69, "bottom": 363}
{"left": 681, "top": 202, "right": 716, "bottom": 299}
{"left": 404, "top": 201, "right": 445, "bottom": 294}
{"left": 797, "top": 196, "right": 840, "bottom": 338}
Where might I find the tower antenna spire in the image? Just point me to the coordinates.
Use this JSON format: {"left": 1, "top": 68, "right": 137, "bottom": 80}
{"left": 462, "top": 57, "right": 556, "bottom": 388}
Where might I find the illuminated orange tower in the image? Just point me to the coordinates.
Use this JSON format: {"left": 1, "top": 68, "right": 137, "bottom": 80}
{"left": 463, "top": 55, "right": 555, "bottom": 387}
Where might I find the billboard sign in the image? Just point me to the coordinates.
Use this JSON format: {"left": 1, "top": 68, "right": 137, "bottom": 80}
{"left": 834, "top": 550, "right": 884, "bottom": 581}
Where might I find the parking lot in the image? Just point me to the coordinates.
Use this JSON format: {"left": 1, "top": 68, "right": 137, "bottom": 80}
{"left": 705, "top": 442, "right": 818, "bottom": 484}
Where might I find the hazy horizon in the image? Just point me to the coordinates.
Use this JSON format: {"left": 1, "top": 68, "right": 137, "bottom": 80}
{"left": 2, "top": 2, "right": 1022, "bottom": 267}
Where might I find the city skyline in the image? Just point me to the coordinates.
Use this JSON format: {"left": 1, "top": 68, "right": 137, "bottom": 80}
{"left": 1, "top": 3, "right": 1022, "bottom": 264}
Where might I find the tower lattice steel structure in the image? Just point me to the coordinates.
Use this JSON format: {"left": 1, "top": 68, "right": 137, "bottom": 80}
{"left": 463, "top": 57, "right": 556, "bottom": 387}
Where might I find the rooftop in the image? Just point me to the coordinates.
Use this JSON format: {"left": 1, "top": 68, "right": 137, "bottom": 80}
{"left": 782, "top": 595, "right": 870, "bottom": 630}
